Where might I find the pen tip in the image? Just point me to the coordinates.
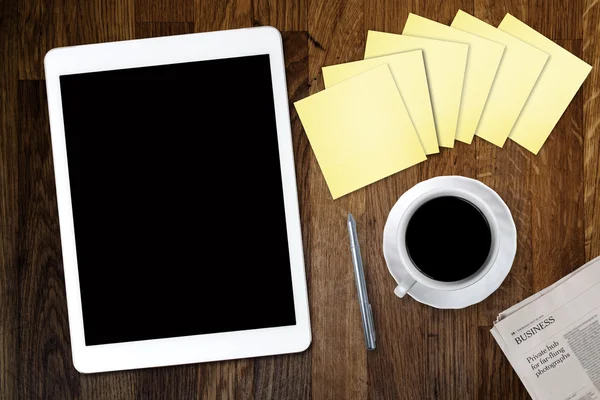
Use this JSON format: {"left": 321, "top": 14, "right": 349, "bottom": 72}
{"left": 348, "top": 213, "right": 355, "bottom": 223}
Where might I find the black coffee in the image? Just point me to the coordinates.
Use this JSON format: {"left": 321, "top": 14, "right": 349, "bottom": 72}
{"left": 405, "top": 196, "right": 492, "bottom": 282}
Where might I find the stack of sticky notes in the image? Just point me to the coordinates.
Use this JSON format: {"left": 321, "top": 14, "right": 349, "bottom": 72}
{"left": 294, "top": 11, "right": 592, "bottom": 199}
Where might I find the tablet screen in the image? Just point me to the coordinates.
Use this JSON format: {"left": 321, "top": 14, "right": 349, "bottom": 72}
{"left": 59, "top": 55, "right": 297, "bottom": 346}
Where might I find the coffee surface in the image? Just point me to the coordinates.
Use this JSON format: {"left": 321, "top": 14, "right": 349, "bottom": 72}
{"left": 405, "top": 196, "right": 492, "bottom": 282}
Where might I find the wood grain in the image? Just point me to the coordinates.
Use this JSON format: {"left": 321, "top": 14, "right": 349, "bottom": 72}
{"left": 135, "top": 0, "right": 195, "bottom": 22}
{"left": 253, "top": 0, "right": 307, "bottom": 30}
{"left": 18, "top": 0, "right": 79, "bottom": 80}
{"left": 254, "top": 353, "right": 312, "bottom": 399}
{"left": 475, "top": 0, "right": 527, "bottom": 27}
{"left": 477, "top": 326, "right": 529, "bottom": 400}
{"left": 0, "top": 0, "right": 19, "bottom": 399}
{"left": 197, "top": 360, "right": 253, "bottom": 399}
{"left": 528, "top": 0, "right": 582, "bottom": 39}
{"left": 474, "top": 139, "right": 532, "bottom": 398}
{"left": 417, "top": 0, "right": 474, "bottom": 24}
{"left": 79, "top": 371, "right": 138, "bottom": 400}
{"left": 364, "top": 0, "right": 416, "bottom": 33}
{"left": 2, "top": 0, "right": 599, "bottom": 399}
{"left": 76, "top": 0, "right": 135, "bottom": 44}
{"left": 17, "top": 81, "right": 78, "bottom": 399}
{"left": 531, "top": 41, "right": 585, "bottom": 291}
{"left": 135, "top": 22, "right": 195, "bottom": 39}
{"left": 307, "top": 0, "right": 368, "bottom": 399}
{"left": 194, "top": 0, "right": 253, "bottom": 31}
{"left": 583, "top": 0, "right": 600, "bottom": 262}
{"left": 18, "top": 0, "right": 135, "bottom": 80}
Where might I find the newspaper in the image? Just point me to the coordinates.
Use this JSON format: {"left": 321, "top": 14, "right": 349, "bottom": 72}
{"left": 491, "top": 256, "right": 600, "bottom": 400}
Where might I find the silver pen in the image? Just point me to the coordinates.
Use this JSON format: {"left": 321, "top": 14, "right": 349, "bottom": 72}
{"left": 347, "top": 213, "right": 376, "bottom": 350}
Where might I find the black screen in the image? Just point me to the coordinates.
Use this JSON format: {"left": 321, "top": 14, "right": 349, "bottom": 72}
{"left": 59, "top": 55, "right": 296, "bottom": 346}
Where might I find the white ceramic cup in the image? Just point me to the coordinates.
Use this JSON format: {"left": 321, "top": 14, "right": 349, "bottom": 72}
{"left": 384, "top": 177, "right": 505, "bottom": 298}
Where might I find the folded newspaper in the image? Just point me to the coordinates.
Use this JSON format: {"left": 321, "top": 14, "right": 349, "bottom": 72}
{"left": 491, "top": 255, "right": 600, "bottom": 400}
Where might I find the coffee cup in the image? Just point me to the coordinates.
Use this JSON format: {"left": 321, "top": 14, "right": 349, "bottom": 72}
{"left": 383, "top": 176, "right": 514, "bottom": 299}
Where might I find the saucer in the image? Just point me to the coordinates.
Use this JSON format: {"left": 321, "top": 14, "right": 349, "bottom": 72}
{"left": 383, "top": 176, "right": 517, "bottom": 309}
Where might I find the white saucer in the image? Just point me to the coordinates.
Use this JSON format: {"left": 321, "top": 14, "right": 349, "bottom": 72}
{"left": 383, "top": 176, "right": 517, "bottom": 309}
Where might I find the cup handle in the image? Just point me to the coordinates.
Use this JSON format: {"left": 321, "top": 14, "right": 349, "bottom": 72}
{"left": 394, "top": 277, "right": 416, "bottom": 298}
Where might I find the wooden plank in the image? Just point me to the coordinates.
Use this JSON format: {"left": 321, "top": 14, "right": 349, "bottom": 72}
{"left": 474, "top": 0, "right": 532, "bottom": 323}
{"left": 195, "top": 0, "right": 306, "bottom": 31}
{"left": 135, "top": 0, "right": 194, "bottom": 22}
{"left": 474, "top": 137, "right": 533, "bottom": 326}
{"left": 362, "top": 2, "right": 423, "bottom": 398}
{"left": 197, "top": 360, "right": 254, "bottom": 400}
{"left": 472, "top": 4, "right": 533, "bottom": 400}
{"left": 420, "top": 144, "right": 477, "bottom": 178}
{"left": 16, "top": 80, "right": 80, "bottom": 399}
{"left": 364, "top": 0, "right": 416, "bottom": 33}
{"left": 135, "top": 22, "right": 195, "bottom": 39}
{"left": 282, "top": 31, "right": 311, "bottom": 227}
{"left": 583, "top": 0, "right": 600, "bottom": 261}
{"left": 76, "top": 0, "right": 135, "bottom": 43}
{"left": 416, "top": 0, "right": 474, "bottom": 23}
{"left": 253, "top": 31, "right": 312, "bottom": 400}
{"left": 0, "top": 0, "right": 20, "bottom": 398}
{"left": 254, "top": 353, "right": 311, "bottom": 399}
{"left": 474, "top": 140, "right": 534, "bottom": 325}
{"left": 80, "top": 372, "right": 137, "bottom": 400}
{"left": 135, "top": 365, "right": 198, "bottom": 399}
{"left": 17, "top": 0, "right": 78, "bottom": 80}
{"left": 475, "top": 0, "right": 527, "bottom": 26}
{"left": 253, "top": 0, "right": 307, "bottom": 30}
{"left": 18, "top": 0, "right": 135, "bottom": 80}
{"left": 477, "top": 327, "right": 529, "bottom": 399}
{"left": 361, "top": 167, "right": 424, "bottom": 400}
{"left": 473, "top": 138, "right": 533, "bottom": 398}
{"left": 366, "top": 0, "right": 471, "bottom": 35}
{"left": 194, "top": 0, "right": 253, "bottom": 32}
{"left": 528, "top": 0, "right": 582, "bottom": 39}
{"left": 306, "top": 0, "right": 367, "bottom": 399}
{"left": 531, "top": 40, "right": 586, "bottom": 289}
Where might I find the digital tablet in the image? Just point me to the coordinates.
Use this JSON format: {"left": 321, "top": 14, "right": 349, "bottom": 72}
{"left": 44, "top": 27, "right": 311, "bottom": 373}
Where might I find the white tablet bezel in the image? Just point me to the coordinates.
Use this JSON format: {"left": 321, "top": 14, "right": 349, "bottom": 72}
{"left": 44, "top": 27, "right": 311, "bottom": 374}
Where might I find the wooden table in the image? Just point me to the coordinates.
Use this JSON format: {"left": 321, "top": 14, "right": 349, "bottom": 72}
{"left": 1, "top": 0, "right": 599, "bottom": 398}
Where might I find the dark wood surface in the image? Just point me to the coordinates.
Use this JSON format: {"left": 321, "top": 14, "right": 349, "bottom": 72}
{"left": 1, "top": 0, "right": 599, "bottom": 398}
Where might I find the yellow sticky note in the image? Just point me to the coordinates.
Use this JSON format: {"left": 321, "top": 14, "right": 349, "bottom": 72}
{"left": 403, "top": 13, "right": 505, "bottom": 144}
{"left": 322, "top": 51, "right": 439, "bottom": 155}
{"left": 294, "top": 65, "right": 426, "bottom": 199}
{"left": 365, "top": 31, "right": 468, "bottom": 148}
{"left": 451, "top": 10, "right": 548, "bottom": 147}
{"left": 499, "top": 14, "right": 592, "bottom": 154}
